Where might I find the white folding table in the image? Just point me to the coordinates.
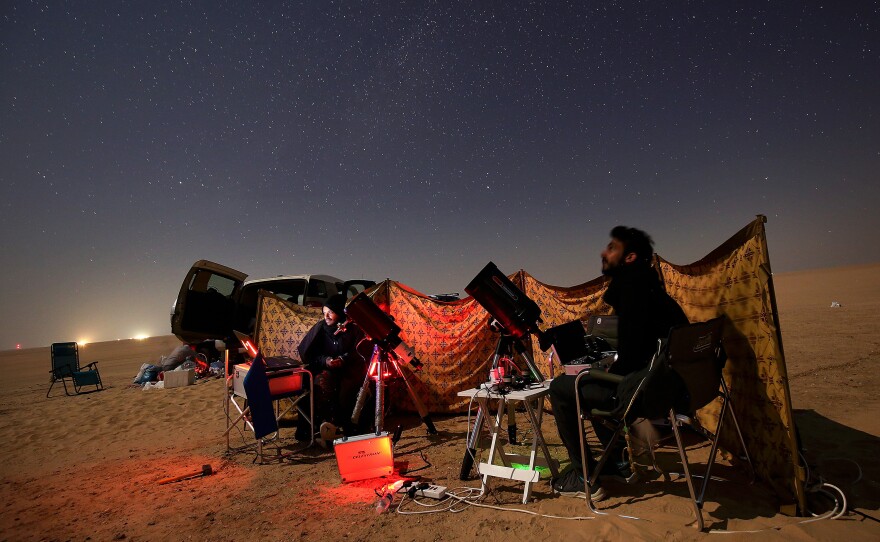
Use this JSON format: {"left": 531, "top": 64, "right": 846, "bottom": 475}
{"left": 458, "top": 381, "right": 559, "bottom": 503}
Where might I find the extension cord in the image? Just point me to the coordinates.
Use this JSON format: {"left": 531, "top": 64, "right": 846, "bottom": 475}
{"left": 399, "top": 484, "right": 447, "bottom": 499}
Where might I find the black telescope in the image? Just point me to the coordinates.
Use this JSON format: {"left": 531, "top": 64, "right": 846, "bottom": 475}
{"left": 345, "top": 292, "right": 401, "bottom": 345}
{"left": 458, "top": 261, "right": 546, "bottom": 481}
{"left": 345, "top": 292, "right": 422, "bottom": 370}
{"left": 346, "top": 292, "right": 435, "bottom": 435}
{"left": 465, "top": 261, "right": 542, "bottom": 339}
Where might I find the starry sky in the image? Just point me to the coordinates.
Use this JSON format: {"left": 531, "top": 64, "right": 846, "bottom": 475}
{"left": 1, "top": 2, "right": 878, "bottom": 348}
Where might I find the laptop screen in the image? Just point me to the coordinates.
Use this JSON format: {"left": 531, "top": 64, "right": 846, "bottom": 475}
{"left": 585, "top": 315, "right": 618, "bottom": 350}
{"left": 546, "top": 320, "right": 589, "bottom": 364}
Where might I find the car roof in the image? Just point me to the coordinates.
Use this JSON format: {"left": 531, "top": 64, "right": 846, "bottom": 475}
{"left": 243, "top": 274, "right": 343, "bottom": 286}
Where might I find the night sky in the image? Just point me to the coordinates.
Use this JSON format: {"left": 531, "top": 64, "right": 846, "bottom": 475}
{"left": 2, "top": 2, "right": 878, "bottom": 348}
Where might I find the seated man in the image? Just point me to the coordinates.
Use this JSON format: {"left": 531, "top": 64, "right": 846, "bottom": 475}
{"left": 296, "top": 294, "right": 370, "bottom": 445}
{"left": 549, "top": 226, "right": 688, "bottom": 500}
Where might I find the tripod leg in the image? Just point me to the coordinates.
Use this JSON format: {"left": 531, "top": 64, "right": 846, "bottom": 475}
{"left": 460, "top": 336, "right": 507, "bottom": 480}
{"left": 352, "top": 346, "right": 379, "bottom": 426}
{"left": 396, "top": 364, "right": 438, "bottom": 434}
{"left": 375, "top": 358, "right": 385, "bottom": 434}
{"left": 460, "top": 404, "right": 484, "bottom": 480}
{"left": 507, "top": 401, "right": 518, "bottom": 445}
{"left": 514, "top": 339, "right": 545, "bottom": 383}
{"left": 350, "top": 373, "right": 372, "bottom": 425}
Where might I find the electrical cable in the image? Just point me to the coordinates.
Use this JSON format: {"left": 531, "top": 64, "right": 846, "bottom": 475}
{"left": 395, "top": 450, "right": 432, "bottom": 475}
{"left": 707, "top": 454, "right": 858, "bottom": 533}
{"left": 414, "top": 422, "right": 858, "bottom": 530}
{"left": 394, "top": 485, "right": 646, "bottom": 521}
{"left": 407, "top": 384, "right": 859, "bottom": 531}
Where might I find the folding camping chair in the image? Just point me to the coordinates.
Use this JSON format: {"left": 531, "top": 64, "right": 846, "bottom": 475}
{"left": 575, "top": 317, "right": 753, "bottom": 531}
{"left": 47, "top": 342, "right": 103, "bottom": 397}
{"left": 223, "top": 337, "right": 314, "bottom": 464}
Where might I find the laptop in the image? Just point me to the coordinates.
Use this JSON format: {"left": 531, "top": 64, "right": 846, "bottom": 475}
{"left": 545, "top": 320, "right": 591, "bottom": 364}
{"left": 546, "top": 318, "right": 617, "bottom": 376}
{"left": 585, "top": 315, "right": 618, "bottom": 350}
{"left": 233, "top": 330, "right": 300, "bottom": 368}
{"left": 231, "top": 330, "right": 303, "bottom": 398}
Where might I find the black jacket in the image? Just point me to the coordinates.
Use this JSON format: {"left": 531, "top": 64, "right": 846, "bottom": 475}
{"left": 603, "top": 263, "right": 688, "bottom": 376}
{"left": 297, "top": 319, "right": 365, "bottom": 372}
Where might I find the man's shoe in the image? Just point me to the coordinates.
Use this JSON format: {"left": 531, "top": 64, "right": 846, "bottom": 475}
{"left": 319, "top": 422, "right": 337, "bottom": 449}
{"left": 598, "top": 459, "right": 640, "bottom": 484}
{"left": 551, "top": 467, "right": 607, "bottom": 502}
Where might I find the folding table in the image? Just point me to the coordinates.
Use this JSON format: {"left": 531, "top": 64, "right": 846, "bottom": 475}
{"left": 458, "top": 381, "right": 559, "bottom": 503}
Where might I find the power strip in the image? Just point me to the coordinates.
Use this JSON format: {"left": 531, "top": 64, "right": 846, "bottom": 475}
{"left": 399, "top": 484, "right": 447, "bottom": 499}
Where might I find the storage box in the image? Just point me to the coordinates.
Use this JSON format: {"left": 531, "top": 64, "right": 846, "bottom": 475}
{"left": 232, "top": 363, "right": 303, "bottom": 399}
{"left": 333, "top": 432, "right": 393, "bottom": 482}
{"left": 164, "top": 369, "right": 195, "bottom": 388}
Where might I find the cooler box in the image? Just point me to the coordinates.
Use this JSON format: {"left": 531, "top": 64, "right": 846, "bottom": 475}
{"left": 333, "top": 432, "right": 393, "bottom": 482}
{"left": 164, "top": 369, "right": 195, "bottom": 388}
{"left": 232, "top": 363, "right": 303, "bottom": 398}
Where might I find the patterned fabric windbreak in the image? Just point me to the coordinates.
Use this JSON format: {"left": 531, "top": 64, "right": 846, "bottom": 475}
{"left": 253, "top": 216, "right": 803, "bottom": 513}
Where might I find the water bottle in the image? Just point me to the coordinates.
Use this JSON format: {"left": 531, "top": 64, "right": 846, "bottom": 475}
{"left": 375, "top": 480, "right": 405, "bottom": 514}
{"left": 375, "top": 493, "right": 393, "bottom": 514}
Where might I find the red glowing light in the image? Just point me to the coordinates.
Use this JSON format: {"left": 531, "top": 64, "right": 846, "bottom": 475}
{"left": 241, "top": 338, "right": 258, "bottom": 358}
{"left": 367, "top": 359, "right": 393, "bottom": 379}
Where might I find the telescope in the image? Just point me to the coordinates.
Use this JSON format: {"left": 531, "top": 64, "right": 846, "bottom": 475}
{"left": 345, "top": 292, "right": 436, "bottom": 435}
{"left": 458, "top": 261, "right": 546, "bottom": 480}
{"left": 345, "top": 292, "right": 422, "bottom": 370}
{"left": 465, "top": 261, "right": 542, "bottom": 339}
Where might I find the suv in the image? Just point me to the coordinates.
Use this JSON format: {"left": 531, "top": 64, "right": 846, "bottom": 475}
{"left": 170, "top": 260, "right": 375, "bottom": 344}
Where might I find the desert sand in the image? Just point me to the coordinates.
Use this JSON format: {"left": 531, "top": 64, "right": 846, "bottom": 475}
{"left": 1, "top": 264, "right": 878, "bottom": 541}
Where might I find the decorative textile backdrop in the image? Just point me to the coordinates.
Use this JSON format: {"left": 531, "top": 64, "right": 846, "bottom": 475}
{"left": 656, "top": 216, "right": 804, "bottom": 513}
{"left": 368, "top": 281, "right": 499, "bottom": 413}
{"left": 252, "top": 216, "right": 802, "bottom": 512}
{"left": 254, "top": 292, "right": 322, "bottom": 361}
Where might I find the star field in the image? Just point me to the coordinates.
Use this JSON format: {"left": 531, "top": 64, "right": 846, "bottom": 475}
{"left": 1, "top": 2, "right": 878, "bottom": 347}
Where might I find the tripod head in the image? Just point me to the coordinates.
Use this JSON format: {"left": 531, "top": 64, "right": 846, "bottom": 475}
{"left": 487, "top": 316, "right": 552, "bottom": 351}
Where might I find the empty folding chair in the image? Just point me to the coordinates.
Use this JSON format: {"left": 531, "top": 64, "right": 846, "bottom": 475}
{"left": 47, "top": 342, "right": 103, "bottom": 397}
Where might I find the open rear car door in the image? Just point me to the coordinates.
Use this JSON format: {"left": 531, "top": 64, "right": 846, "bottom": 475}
{"left": 342, "top": 279, "right": 376, "bottom": 299}
{"left": 171, "top": 260, "right": 247, "bottom": 344}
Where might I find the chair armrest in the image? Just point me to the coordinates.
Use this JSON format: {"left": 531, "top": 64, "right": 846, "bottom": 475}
{"left": 82, "top": 362, "right": 100, "bottom": 371}
{"left": 582, "top": 371, "right": 624, "bottom": 385}
{"left": 573, "top": 368, "right": 625, "bottom": 389}
{"left": 575, "top": 371, "right": 624, "bottom": 419}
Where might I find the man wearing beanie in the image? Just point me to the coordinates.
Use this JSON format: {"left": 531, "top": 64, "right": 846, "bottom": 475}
{"left": 297, "top": 294, "right": 370, "bottom": 446}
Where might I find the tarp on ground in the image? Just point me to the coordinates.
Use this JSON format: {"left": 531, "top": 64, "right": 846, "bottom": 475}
{"left": 254, "top": 215, "right": 803, "bottom": 513}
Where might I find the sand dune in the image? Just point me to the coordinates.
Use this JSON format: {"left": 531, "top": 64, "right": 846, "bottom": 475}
{"left": 0, "top": 265, "right": 877, "bottom": 541}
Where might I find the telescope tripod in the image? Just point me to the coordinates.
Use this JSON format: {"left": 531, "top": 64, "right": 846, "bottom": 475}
{"left": 459, "top": 332, "right": 543, "bottom": 480}
{"left": 352, "top": 343, "right": 438, "bottom": 436}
